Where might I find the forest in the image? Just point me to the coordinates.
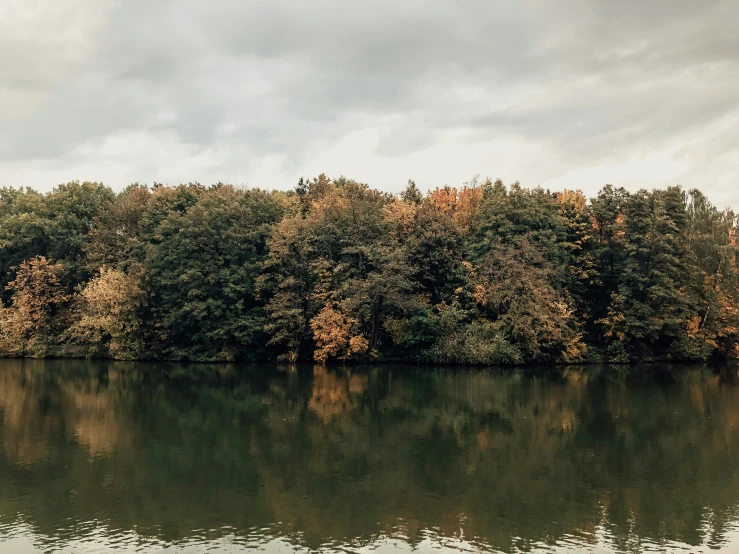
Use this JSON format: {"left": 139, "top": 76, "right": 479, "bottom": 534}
{"left": 0, "top": 176, "right": 737, "bottom": 364}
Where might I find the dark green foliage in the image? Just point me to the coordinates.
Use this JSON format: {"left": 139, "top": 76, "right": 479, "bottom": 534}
{"left": 599, "top": 188, "right": 694, "bottom": 360}
{"left": 0, "top": 187, "right": 49, "bottom": 301}
{"left": 146, "top": 185, "right": 286, "bottom": 361}
{"left": 469, "top": 181, "right": 568, "bottom": 262}
{"left": 44, "top": 182, "right": 115, "bottom": 280}
{"left": 0, "top": 182, "right": 114, "bottom": 297}
{"left": 406, "top": 203, "right": 464, "bottom": 303}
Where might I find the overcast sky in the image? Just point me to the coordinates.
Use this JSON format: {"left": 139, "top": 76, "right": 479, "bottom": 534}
{"left": 1, "top": 0, "right": 738, "bottom": 207}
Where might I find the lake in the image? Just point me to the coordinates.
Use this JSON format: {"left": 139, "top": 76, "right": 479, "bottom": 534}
{"left": 1, "top": 359, "right": 739, "bottom": 553}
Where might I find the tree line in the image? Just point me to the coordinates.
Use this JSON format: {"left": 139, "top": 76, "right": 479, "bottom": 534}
{"left": 1, "top": 175, "right": 737, "bottom": 364}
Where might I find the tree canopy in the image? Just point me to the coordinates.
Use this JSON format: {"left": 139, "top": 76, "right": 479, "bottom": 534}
{"left": 1, "top": 177, "right": 737, "bottom": 364}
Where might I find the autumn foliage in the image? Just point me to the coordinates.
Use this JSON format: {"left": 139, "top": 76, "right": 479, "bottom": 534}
{"left": 0, "top": 256, "right": 68, "bottom": 357}
{"left": 1, "top": 178, "right": 738, "bottom": 364}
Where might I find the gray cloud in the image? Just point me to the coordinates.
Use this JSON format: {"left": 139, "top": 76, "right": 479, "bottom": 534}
{"left": 0, "top": 0, "right": 737, "bottom": 207}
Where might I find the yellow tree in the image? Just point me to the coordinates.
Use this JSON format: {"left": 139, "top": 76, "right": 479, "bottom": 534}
{"left": 427, "top": 180, "right": 483, "bottom": 235}
{"left": 310, "top": 305, "right": 368, "bottom": 363}
{"left": 0, "top": 256, "right": 68, "bottom": 357}
{"left": 67, "top": 267, "right": 144, "bottom": 359}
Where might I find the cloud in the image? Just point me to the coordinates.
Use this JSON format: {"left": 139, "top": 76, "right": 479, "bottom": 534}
{"left": 0, "top": 0, "right": 737, "bottom": 208}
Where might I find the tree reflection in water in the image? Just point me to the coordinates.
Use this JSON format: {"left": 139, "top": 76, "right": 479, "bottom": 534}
{"left": 0, "top": 359, "right": 739, "bottom": 553}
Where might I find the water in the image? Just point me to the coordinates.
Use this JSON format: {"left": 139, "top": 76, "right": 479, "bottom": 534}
{"left": 1, "top": 360, "right": 739, "bottom": 553}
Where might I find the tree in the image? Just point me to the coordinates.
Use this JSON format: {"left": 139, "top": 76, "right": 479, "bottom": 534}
{"left": 469, "top": 180, "right": 568, "bottom": 261}
{"left": 258, "top": 216, "right": 317, "bottom": 362}
{"left": 472, "top": 236, "right": 585, "bottom": 363}
{"left": 400, "top": 179, "right": 423, "bottom": 205}
{"left": 0, "top": 256, "right": 68, "bottom": 357}
{"left": 44, "top": 181, "right": 115, "bottom": 284}
{"left": 146, "top": 185, "right": 285, "bottom": 361}
{"left": 66, "top": 267, "right": 144, "bottom": 359}
{"left": 310, "top": 305, "right": 368, "bottom": 363}
{"left": 588, "top": 185, "right": 630, "bottom": 337}
{"left": 405, "top": 202, "right": 464, "bottom": 304}
{"left": 427, "top": 176, "right": 483, "bottom": 235}
{"left": 341, "top": 243, "right": 424, "bottom": 355}
{"left": 598, "top": 188, "right": 692, "bottom": 361}
{"left": 675, "top": 190, "right": 739, "bottom": 359}
{"left": 0, "top": 187, "right": 49, "bottom": 300}
{"left": 84, "top": 184, "right": 152, "bottom": 271}
{"left": 555, "top": 189, "right": 598, "bottom": 323}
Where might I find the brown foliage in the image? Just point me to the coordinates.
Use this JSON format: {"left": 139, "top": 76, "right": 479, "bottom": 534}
{"left": 310, "top": 305, "right": 368, "bottom": 363}
{"left": 67, "top": 267, "right": 144, "bottom": 359}
{"left": 0, "top": 256, "right": 68, "bottom": 357}
{"left": 427, "top": 182, "right": 483, "bottom": 234}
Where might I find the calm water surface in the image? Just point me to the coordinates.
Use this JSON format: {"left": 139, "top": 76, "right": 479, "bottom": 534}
{"left": 1, "top": 360, "right": 739, "bottom": 553}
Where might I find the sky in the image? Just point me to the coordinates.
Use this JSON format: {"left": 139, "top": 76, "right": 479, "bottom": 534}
{"left": 1, "top": 0, "right": 738, "bottom": 207}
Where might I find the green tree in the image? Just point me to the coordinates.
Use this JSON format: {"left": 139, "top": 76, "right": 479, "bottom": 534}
{"left": 405, "top": 202, "right": 464, "bottom": 304}
{"left": 44, "top": 181, "right": 115, "bottom": 285}
{"left": 677, "top": 190, "right": 739, "bottom": 359}
{"left": 599, "top": 188, "right": 692, "bottom": 361}
{"left": 472, "top": 235, "right": 585, "bottom": 363}
{"left": 588, "top": 185, "right": 630, "bottom": 337}
{"left": 147, "top": 185, "right": 285, "bottom": 361}
{"left": 257, "top": 216, "right": 317, "bottom": 362}
{"left": 0, "top": 187, "right": 50, "bottom": 299}
{"left": 84, "top": 184, "right": 152, "bottom": 271}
